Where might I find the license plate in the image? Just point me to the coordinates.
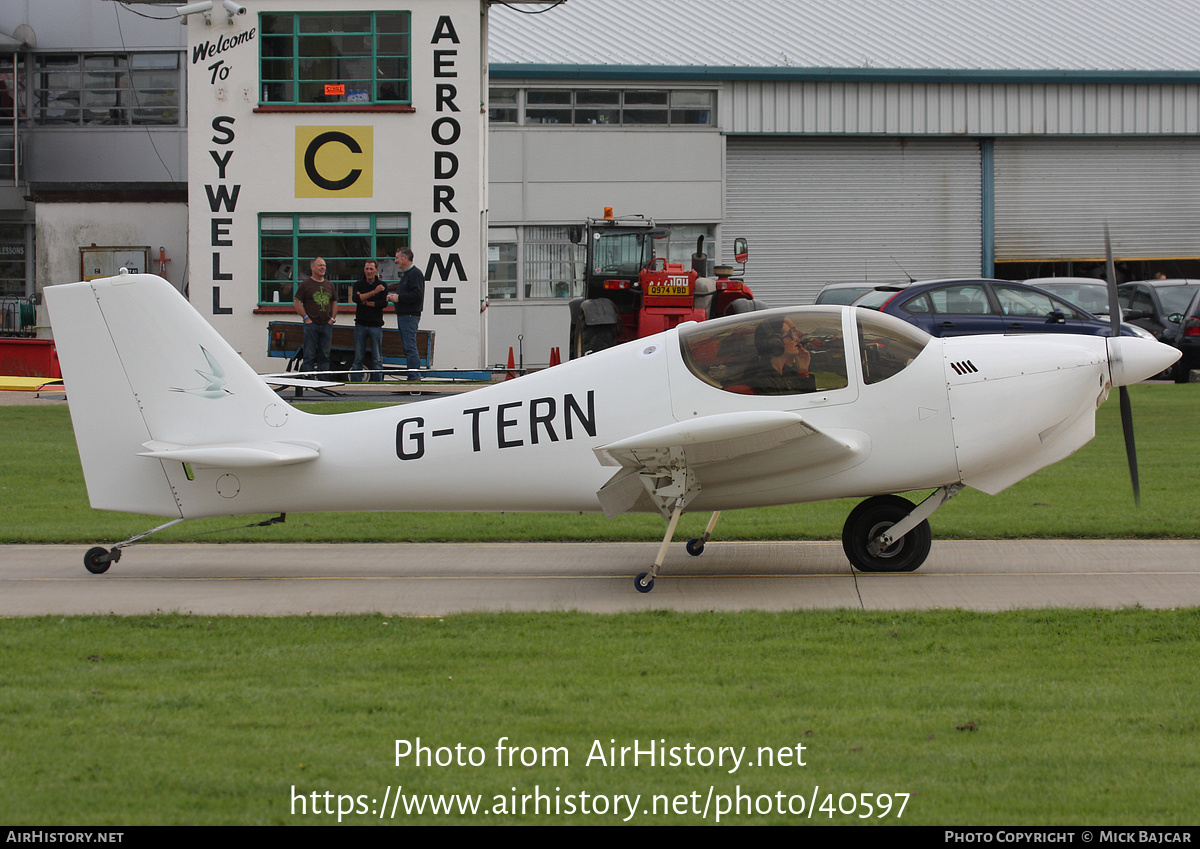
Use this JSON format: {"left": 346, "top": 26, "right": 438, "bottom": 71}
{"left": 648, "top": 285, "right": 690, "bottom": 296}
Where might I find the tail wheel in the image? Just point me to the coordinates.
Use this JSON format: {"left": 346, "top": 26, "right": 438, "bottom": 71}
{"left": 841, "top": 495, "right": 931, "bottom": 573}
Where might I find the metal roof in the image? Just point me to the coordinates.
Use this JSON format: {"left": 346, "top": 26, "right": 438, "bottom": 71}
{"left": 488, "top": 0, "right": 1200, "bottom": 76}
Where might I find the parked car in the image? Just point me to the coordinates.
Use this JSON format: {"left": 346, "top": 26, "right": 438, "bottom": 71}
{"left": 851, "top": 278, "right": 1144, "bottom": 339}
{"left": 1024, "top": 277, "right": 1157, "bottom": 340}
{"left": 1118, "top": 279, "right": 1200, "bottom": 382}
{"left": 814, "top": 281, "right": 906, "bottom": 305}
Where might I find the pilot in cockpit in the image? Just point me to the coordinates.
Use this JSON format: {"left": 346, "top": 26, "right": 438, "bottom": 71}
{"left": 744, "top": 315, "right": 818, "bottom": 395}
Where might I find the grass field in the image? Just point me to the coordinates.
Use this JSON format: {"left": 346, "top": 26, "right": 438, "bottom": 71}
{"left": 2, "top": 609, "right": 1198, "bottom": 825}
{"left": 2, "top": 385, "right": 1198, "bottom": 825}
{"left": 1, "top": 383, "right": 1198, "bottom": 545}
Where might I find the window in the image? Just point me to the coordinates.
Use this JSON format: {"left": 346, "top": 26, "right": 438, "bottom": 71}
{"left": 487, "top": 228, "right": 518, "bottom": 299}
{"left": 488, "top": 88, "right": 517, "bottom": 124}
{"left": 0, "top": 223, "right": 28, "bottom": 299}
{"left": 1, "top": 55, "right": 21, "bottom": 182}
{"left": 857, "top": 311, "right": 930, "bottom": 385}
{"left": 33, "top": 53, "right": 182, "bottom": 126}
{"left": 489, "top": 87, "right": 715, "bottom": 126}
{"left": 259, "top": 213, "right": 410, "bottom": 306}
{"left": 679, "top": 309, "right": 850, "bottom": 395}
{"left": 260, "top": 12, "right": 410, "bottom": 105}
{"left": 920, "top": 284, "right": 991, "bottom": 315}
{"left": 994, "top": 284, "right": 1082, "bottom": 319}
{"left": 487, "top": 224, "right": 715, "bottom": 301}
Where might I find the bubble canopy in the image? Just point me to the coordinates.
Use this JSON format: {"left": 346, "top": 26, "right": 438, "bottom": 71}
{"left": 677, "top": 307, "right": 932, "bottom": 395}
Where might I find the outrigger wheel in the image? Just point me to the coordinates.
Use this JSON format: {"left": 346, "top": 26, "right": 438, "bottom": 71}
{"left": 841, "top": 495, "right": 932, "bottom": 573}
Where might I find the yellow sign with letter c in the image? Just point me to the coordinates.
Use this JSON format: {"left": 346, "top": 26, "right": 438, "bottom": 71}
{"left": 295, "top": 126, "right": 373, "bottom": 198}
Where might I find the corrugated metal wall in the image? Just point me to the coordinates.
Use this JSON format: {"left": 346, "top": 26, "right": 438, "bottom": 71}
{"left": 725, "top": 81, "right": 1200, "bottom": 136}
{"left": 725, "top": 137, "right": 981, "bottom": 305}
{"left": 995, "top": 137, "right": 1200, "bottom": 261}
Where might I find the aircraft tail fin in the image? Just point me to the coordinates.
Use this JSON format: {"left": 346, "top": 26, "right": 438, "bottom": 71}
{"left": 44, "top": 273, "right": 296, "bottom": 516}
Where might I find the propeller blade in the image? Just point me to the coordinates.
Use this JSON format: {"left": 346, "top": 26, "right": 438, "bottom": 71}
{"left": 1119, "top": 385, "right": 1140, "bottom": 506}
{"left": 1104, "top": 225, "right": 1121, "bottom": 338}
{"left": 1106, "top": 225, "right": 1140, "bottom": 505}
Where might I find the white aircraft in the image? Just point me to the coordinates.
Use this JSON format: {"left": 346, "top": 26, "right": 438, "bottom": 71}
{"left": 45, "top": 271, "right": 1179, "bottom": 591}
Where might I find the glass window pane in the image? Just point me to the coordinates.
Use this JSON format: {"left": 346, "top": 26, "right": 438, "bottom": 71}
{"left": 526, "top": 108, "right": 570, "bottom": 124}
{"left": 527, "top": 90, "right": 571, "bottom": 105}
{"left": 577, "top": 90, "right": 619, "bottom": 105}
{"left": 300, "top": 14, "right": 371, "bottom": 33}
{"left": 624, "top": 90, "right": 667, "bottom": 106}
{"left": 130, "top": 53, "right": 178, "bottom": 70}
{"left": 261, "top": 14, "right": 294, "bottom": 35}
{"left": 376, "top": 13, "right": 409, "bottom": 34}
{"left": 575, "top": 108, "right": 618, "bottom": 125}
{"left": 376, "top": 215, "right": 410, "bottom": 232}
{"left": 623, "top": 108, "right": 669, "bottom": 125}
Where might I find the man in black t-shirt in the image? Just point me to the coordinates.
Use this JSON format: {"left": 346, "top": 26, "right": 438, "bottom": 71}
{"left": 352, "top": 260, "right": 387, "bottom": 381}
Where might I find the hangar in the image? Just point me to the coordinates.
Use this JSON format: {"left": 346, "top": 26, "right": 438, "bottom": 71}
{"left": 486, "top": 0, "right": 1200, "bottom": 363}
{"left": 2, "top": 0, "right": 1198, "bottom": 368}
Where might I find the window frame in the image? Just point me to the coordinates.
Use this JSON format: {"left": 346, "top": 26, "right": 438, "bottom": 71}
{"left": 488, "top": 86, "right": 716, "bottom": 127}
{"left": 259, "top": 11, "right": 412, "bottom": 107}
{"left": 258, "top": 212, "right": 411, "bottom": 307}
{"left": 32, "top": 51, "right": 183, "bottom": 127}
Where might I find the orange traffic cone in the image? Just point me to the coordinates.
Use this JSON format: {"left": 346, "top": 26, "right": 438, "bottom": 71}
{"left": 548, "top": 347, "right": 561, "bottom": 367}
{"left": 505, "top": 346, "right": 517, "bottom": 380}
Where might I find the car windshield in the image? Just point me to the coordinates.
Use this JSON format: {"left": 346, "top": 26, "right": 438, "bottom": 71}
{"left": 592, "top": 231, "right": 651, "bottom": 276}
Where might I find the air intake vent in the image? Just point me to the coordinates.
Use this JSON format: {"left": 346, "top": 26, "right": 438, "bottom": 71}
{"left": 950, "top": 360, "right": 979, "bottom": 375}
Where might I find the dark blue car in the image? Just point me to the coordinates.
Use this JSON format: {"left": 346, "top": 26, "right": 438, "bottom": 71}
{"left": 851, "top": 278, "right": 1142, "bottom": 338}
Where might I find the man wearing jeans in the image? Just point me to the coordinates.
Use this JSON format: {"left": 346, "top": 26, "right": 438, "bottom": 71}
{"left": 387, "top": 247, "right": 425, "bottom": 382}
{"left": 352, "top": 259, "right": 387, "bottom": 381}
{"left": 293, "top": 256, "right": 337, "bottom": 374}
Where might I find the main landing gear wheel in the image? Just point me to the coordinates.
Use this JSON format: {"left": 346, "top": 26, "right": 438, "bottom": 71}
{"left": 685, "top": 538, "right": 705, "bottom": 557}
{"left": 841, "top": 495, "right": 931, "bottom": 573}
{"left": 634, "top": 572, "right": 655, "bottom": 593}
{"left": 84, "top": 547, "right": 113, "bottom": 574}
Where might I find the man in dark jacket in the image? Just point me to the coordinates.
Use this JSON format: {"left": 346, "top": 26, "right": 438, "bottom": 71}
{"left": 387, "top": 247, "right": 425, "bottom": 381}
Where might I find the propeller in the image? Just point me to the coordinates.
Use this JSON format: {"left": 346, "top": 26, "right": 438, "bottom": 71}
{"left": 1104, "top": 225, "right": 1140, "bottom": 505}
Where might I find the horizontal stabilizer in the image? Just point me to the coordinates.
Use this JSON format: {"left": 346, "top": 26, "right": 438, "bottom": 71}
{"left": 258, "top": 374, "right": 345, "bottom": 389}
{"left": 139, "top": 440, "right": 320, "bottom": 469}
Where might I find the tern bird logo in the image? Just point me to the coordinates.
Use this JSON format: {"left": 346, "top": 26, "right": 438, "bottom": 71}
{"left": 172, "top": 346, "right": 232, "bottom": 398}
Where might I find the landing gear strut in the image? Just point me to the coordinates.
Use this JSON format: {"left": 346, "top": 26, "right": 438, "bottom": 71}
{"left": 80, "top": 514, "right": 287, "bottom": 574}
{"left": 81, "top": 518, "right": 185, "bottom": 575}
{"left": 686, "top": 511, "right": 722, "bottom": 557}
{"left": 635, "top": 500, "right": 686, "bottom": 593}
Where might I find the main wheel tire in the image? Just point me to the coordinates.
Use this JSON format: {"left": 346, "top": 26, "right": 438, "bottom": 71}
{"left": 84, "top": 547, "right": 111, "bottom": 575}
{"left": 686, "top": 538, "right": 705, "bottom": 557}
{"left": 634, "top": 572, "right": 655, "bottom": 593}
{"left": 841, "top": 495, "right": 931, "bottom": 573}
